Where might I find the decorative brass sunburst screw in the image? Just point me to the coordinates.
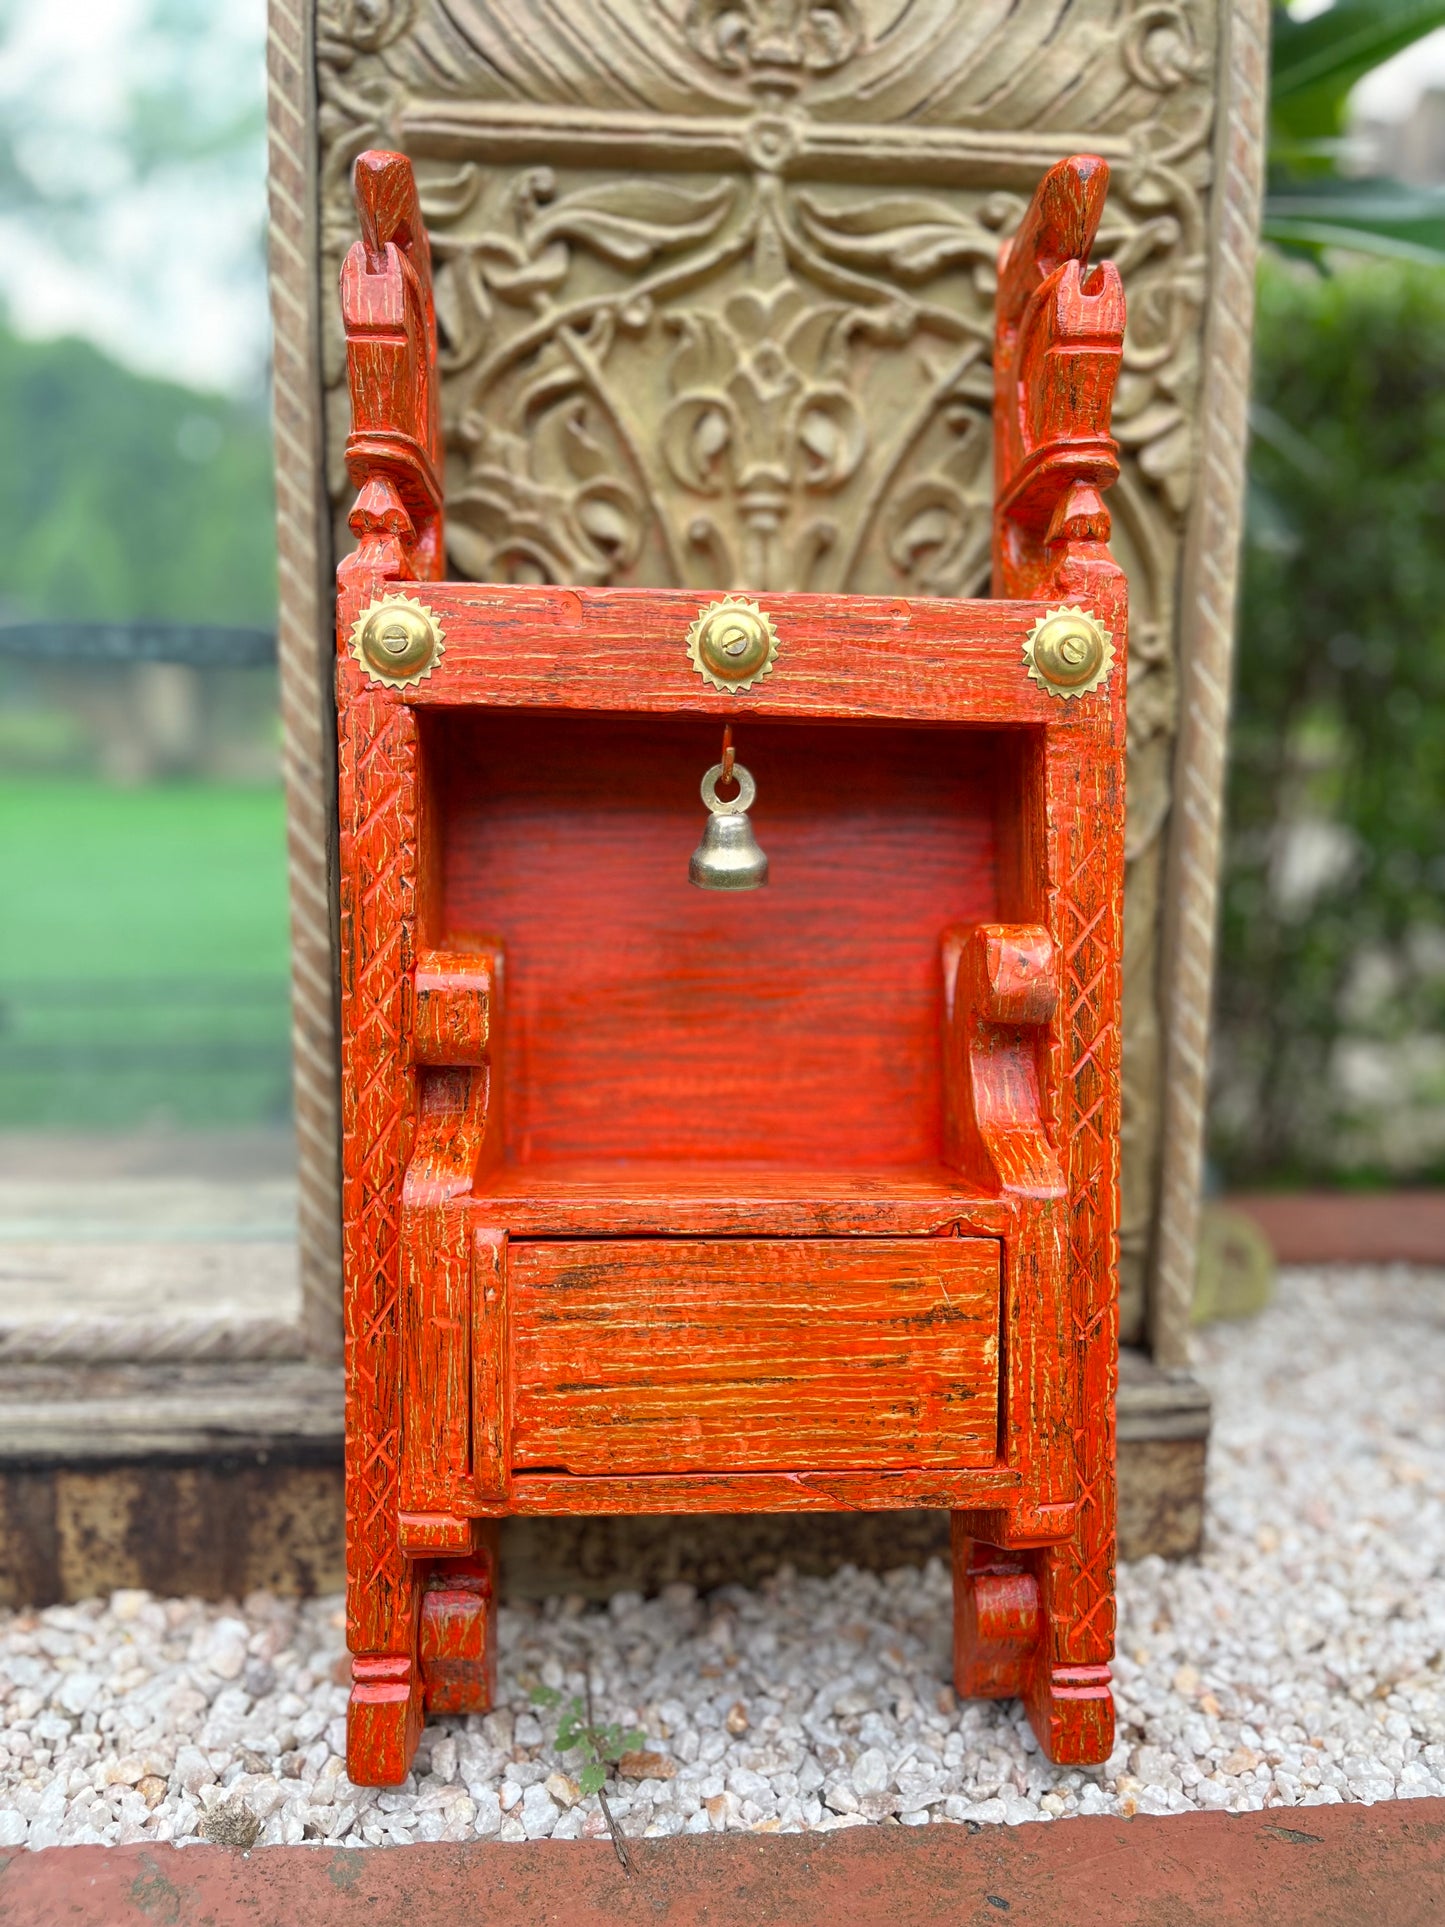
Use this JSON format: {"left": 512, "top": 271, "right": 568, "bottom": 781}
{"left": 686, "top": 595, "right": 780, "bottom": 694}
{"left": 1022, "top": 606, "right": 1114, "bottom": 700}
{"left": 350, "top": 593, "right": 446, "bottom": 689}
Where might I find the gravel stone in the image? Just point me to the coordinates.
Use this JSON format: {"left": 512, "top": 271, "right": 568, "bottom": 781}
{"left": 199, "top": 1796, "right": 262, "bottom": 1849}
{"left": 197, "top": 1618, "right": 250, "bottom": 1682}
{"left": 1, "top": 1267, "right": 1442, "bottom": 1848}
{"left": 518, "top": 1782, "right": 558, "bottom": 1839}
{"left": 851, "top": 1748, "right": 890, "bottom": 1797}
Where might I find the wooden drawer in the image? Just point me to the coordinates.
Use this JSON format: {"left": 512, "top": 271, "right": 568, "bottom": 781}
{"left": 509, "top": 1238, "right": 1000, "bottom": 1476}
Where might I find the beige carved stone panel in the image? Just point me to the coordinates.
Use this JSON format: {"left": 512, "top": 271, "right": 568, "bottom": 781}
{"left": 301, "top": 0, "right": 1261, "bottom": 1348}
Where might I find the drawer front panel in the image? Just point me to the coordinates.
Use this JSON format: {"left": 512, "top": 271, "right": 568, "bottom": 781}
{"left": 510, "top": 1238, "right": 1000, "bottom": 1475}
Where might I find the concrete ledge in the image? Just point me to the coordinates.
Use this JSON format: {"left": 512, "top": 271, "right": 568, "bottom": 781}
{"left": 0, "top": 1363, "right": 340, "bottom": 1460}
{"left": 2, "top": 1801, "right": 1441, "bottom": 1926}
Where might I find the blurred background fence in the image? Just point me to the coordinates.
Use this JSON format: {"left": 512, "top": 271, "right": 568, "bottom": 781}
{"left": 0, "top": 336, "right": 289, "bottom": 1139}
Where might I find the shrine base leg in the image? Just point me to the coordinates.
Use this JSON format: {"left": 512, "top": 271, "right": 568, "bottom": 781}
{"left": 951, "top": 1520, "right": 1115, "bottom": 1768}
{"left": 348, "top": 1649, "right": 424, "bottom": 1788}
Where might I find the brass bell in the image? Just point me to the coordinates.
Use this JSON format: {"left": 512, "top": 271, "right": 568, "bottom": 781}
{"left": 689, "top": 760, "right": 768, "bottom": 891}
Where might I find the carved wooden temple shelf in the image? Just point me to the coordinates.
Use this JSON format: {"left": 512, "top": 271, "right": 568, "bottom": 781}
{"left": 333, "top": 144, "right": 1131, "bottom": 1783}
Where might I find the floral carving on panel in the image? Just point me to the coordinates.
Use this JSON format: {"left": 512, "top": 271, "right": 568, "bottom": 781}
{"left": 685, "top": 0, "right": 866, "bottom": 75}
{"left": 317, "top": 0, "right": 1214, "bottom": 613}
{"left": 359, "top": 156, "right": 1013, "bottom": 598}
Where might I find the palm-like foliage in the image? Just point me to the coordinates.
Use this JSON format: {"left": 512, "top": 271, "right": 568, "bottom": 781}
{"left": 1267, "top": 1, "right": 1445, "bottom": 263}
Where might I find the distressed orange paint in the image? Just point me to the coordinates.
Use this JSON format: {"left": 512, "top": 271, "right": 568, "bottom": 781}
{"left": 335, "top": 151, "right": 1127, "bottom": 1784}
{"left": 509, "top": 1238, "right": 1002, "bottom": 1475}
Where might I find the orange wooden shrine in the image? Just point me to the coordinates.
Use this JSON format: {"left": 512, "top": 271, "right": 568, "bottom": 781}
{"left": 335, "top": 148, "right": 1127, "bottom": 1786}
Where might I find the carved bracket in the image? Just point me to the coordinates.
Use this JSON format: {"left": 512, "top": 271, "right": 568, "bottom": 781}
{"left": 413, "top": 944, "right": 501, "bottom": 1069}
{"left": 942, "top": 922, "right": 1065, "bottom": 1200}
{"left": 417, "top": 1527, "right": 501, "bottom": 1716}
{"left": 951, "top": 1525, "right": 1044, "bottom": 1701}
{"left": 398, "top": 944, "right": 505, "bottom": 1533}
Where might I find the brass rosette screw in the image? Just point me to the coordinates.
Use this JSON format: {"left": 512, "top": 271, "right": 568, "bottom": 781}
{"left": 350, "top": 592, "right": 446, "bottom": 689}
{"left": 1022, "top": 605, "right": 1114, "bottom": 700}
{"left": 687, "top": 595, "right": 779, "bottom": 694}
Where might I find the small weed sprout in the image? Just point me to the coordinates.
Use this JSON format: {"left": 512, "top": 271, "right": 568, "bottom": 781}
{"left": 530, "top": 1674, "right": 644, "bottom": 1869}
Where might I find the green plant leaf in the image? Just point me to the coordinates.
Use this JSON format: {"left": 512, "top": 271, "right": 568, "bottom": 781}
{"left": 578, "top": 1762, "right": 607, "bottom": 1797}
{"left": 1216, "top": 256, "right": 1445, "bottom": 1189}
{"left": 555, "top": 1708, "right": 586, "bottom": 1752}
{"left": 594, "top": 1724, "right": 647, "bottom": 1761}
{"left": 1264, "top": 177, "right": 1445, "bottom": 264}
{"left": 1263, "top": 214, "right": 1445, "bottom": 264}
{"left": 529, "top": 1684, "right": 563, "bottom": 1708}
{"left": 1272, "top": 1, "right": 1445, "bottom": 141}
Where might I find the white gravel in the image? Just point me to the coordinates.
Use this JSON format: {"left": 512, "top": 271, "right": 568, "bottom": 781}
{"left": 1, "top": 1264, "right": 1442, "bottom": 1850}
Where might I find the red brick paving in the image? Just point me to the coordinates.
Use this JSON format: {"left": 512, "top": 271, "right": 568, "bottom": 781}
{"left": 1226, "top": 1192, "right": 1445, "bottom": 1266}
{"left": 2, "top": 1800, "right": 1442, "bottom": 1927}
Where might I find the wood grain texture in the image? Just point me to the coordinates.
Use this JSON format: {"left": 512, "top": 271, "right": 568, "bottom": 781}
{"left": 951, "top": 1528, "right": 1045, "bottom": 1700}
{"left": 992, "top": 155, "right": 1125, "bottom": 589}
{"left": 942, "top": 922, "right": 1072, "bottom": 1542}
{"left": 337, "top": 688, "right": 418, "bottom": 1671}
{"left": 341, "top": 582, "right": 1105, "bottom": 728}
{"left": 510, "top": 1239, "right": 1000, "bottom": 1476}
{"left": 397, "top": 1511, "right": 472, "bottom": 1555}
{"left": 398, "top": 948, "right": 505, "bottom": 1517}
{"left": 439, "top": 712, "right": 1002, "bottom": 1173}
{"left": 472, "top": 1165, "right": 1011, "bottom": 1240}
{"left": 943, "top": 924, "right": 1062, "bottom": 1197}
{"left": 348, "top": 1653, "right": 420, "bottom": 1787}
{"left": 418, "top": 1527, "right": 499, "bottom": 1716}
{"left": 412, "top": 947, "right": 501, "bottom": 1068}
{"left": 471, "top": 1229, "right": 509, "bottom": 1503}
{"left": 334, "top": 170, "right": 449, "bottom": 1779}
{"left": 494, "top": 1466, "right": 1022, "bottom": 1516}
{"left": 335, "top": 150, "right": 1126, "bottom": 1783}
{"left": 337, "top": 152, "right": 444, "bottom": 588}
{"left": 398, "top": 1066, "right": 490, "bottom": 1518}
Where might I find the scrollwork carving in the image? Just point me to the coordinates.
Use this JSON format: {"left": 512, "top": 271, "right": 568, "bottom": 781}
{"left": 686, "top": 0, "right": 865, "bottom": 78}
{"left": 335, "top": 0, "right": 413, "bottom": 52}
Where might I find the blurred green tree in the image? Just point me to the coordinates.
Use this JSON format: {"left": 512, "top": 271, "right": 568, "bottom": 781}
{"left": 0, "top": 0, "right": 268, "bottom": 387}
{"left": 0, "top": 1, "right": 283, "bottom": 1135}
{"left": 1214, "top": 259, "right": 1445, "bottom": 1184}
{"left": 1210, "top": 5, "right": 1445, "bottom": 1185}
{"left": 0, "top": 0, "right": 274, "bottom": 621}
{"left": 0, "top": 328, "right": 275, "bottom": 624}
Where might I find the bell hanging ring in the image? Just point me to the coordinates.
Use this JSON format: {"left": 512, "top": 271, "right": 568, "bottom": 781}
{"left": 689, "top": 761, "right": 768, "bottom": 892}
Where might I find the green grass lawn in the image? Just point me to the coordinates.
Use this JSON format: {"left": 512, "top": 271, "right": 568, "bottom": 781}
{"left": 0, "top": 780, "right": 293, "bottom": 1127}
